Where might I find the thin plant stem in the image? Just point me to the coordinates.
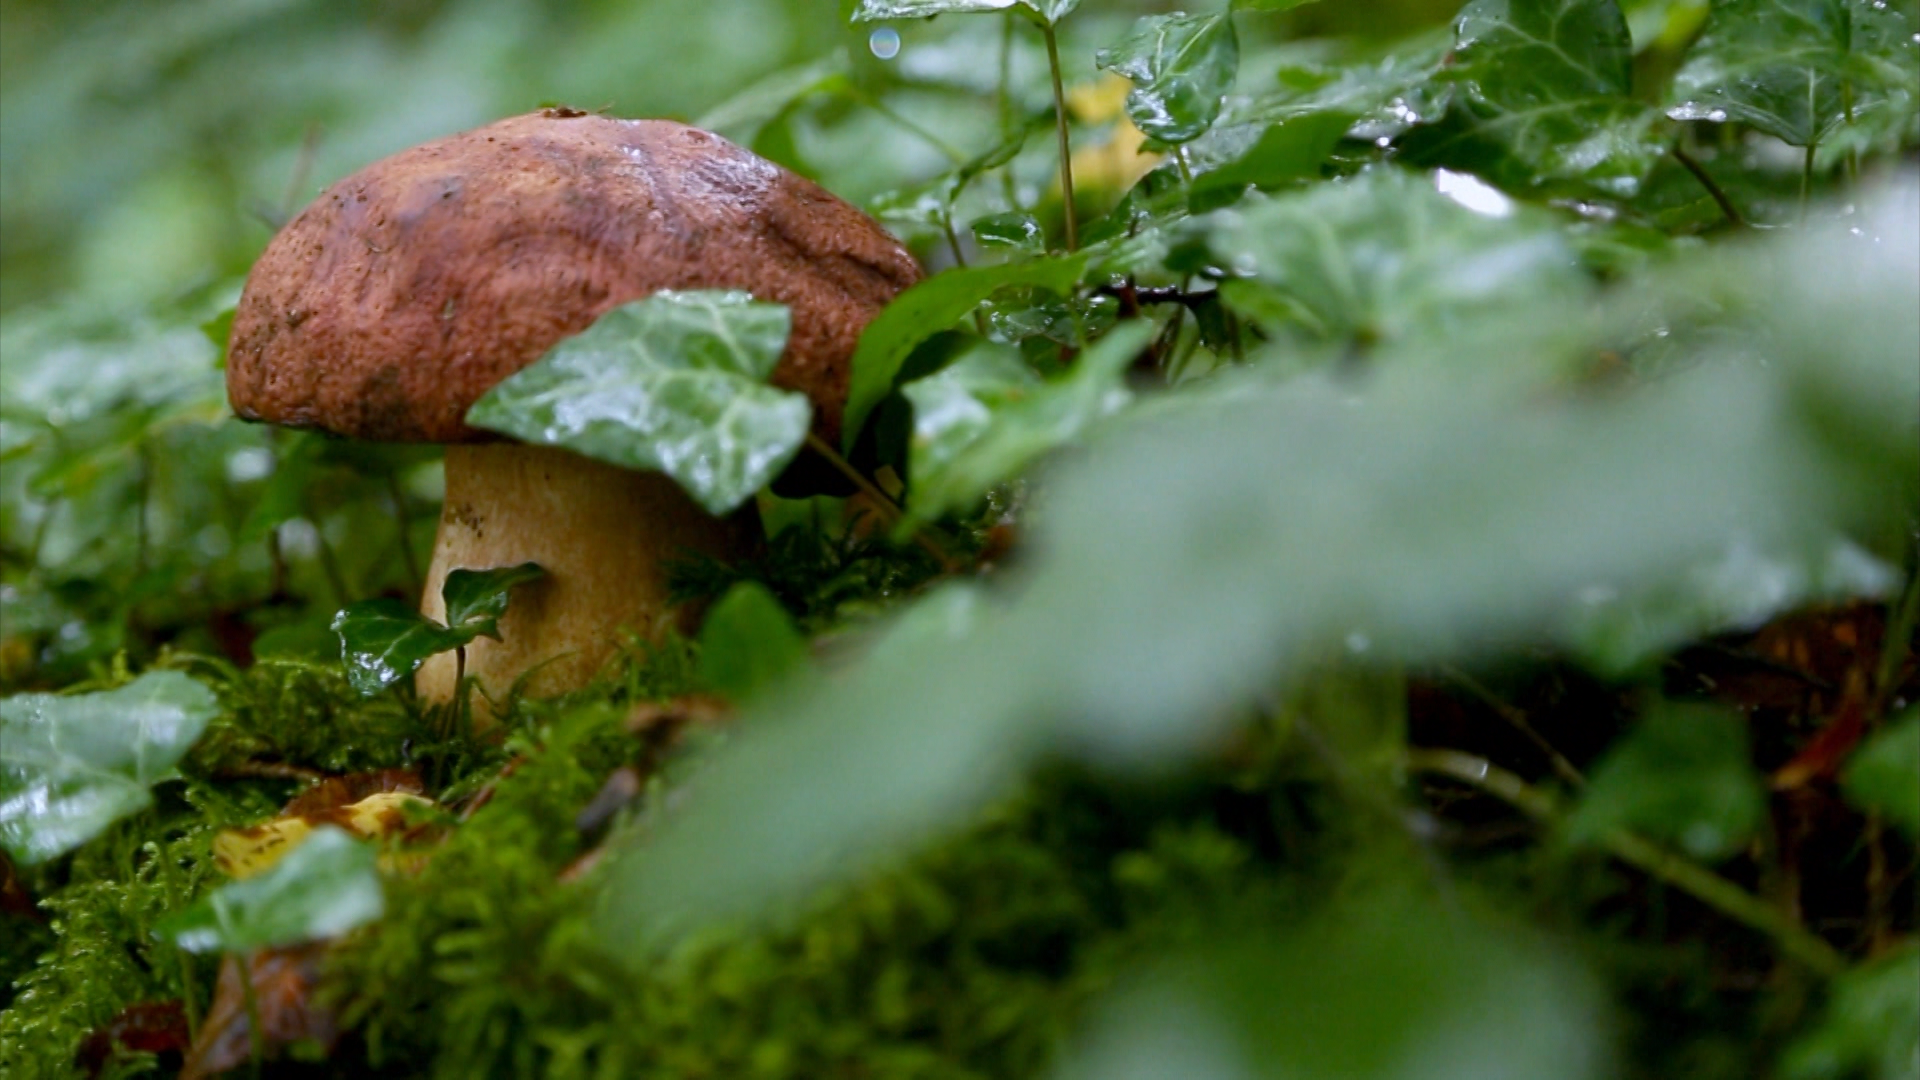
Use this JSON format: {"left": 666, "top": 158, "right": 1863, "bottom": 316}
{"left": 1041, "top": 22, "right": 1078, "bottom": 252}
{"left": 1873, "top": 529, "right": 1920, "bottom": 704}
{"left": 1440, "top": 663, "right": 1585, "bottom": 789}
{"left": 941, "top": 215, "right": 969, "bottom": 270}
{"left": 1000, "top": 15, "right": 1021, "bottom": 207}
{"left": 803, "top": 432, "right": 957, "bottom": 570}
{"left": 1406, "top": 748, "right": 1847, "bottom": 976}
{"left": 386, "top": 470, "right": 425, "bottom": 597}
{"left": 1671, "top": 146, "right": 1744, "bottom": 228}
{"left": 176, "top": 947, "right": 200, "bottom": 1045}
{"left": 1174, "top": 147, "right": 1194, "bottom": 186}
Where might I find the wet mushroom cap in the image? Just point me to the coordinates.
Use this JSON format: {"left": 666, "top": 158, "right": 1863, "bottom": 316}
{"left": 227, "top": 109, "right": 921, "bottom": 446}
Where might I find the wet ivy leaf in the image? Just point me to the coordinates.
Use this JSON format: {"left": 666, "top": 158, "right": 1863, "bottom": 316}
{"left": 1670, "top": 0, "right": 1920, "bottom": 148}
{"left": 869, "top": 119, "right": 1040, "bottom": 237}
{"left": 1841, "top": 708, "right": 1919, "bottom": 838}
{"left": 0, "top": 670, "right": 219, "bottom": 865}
{"left": 1210, "top": 167, "right": 1585, "bottom": 345}
{"left": 1397, "top": 0, "right": 1666, "bottom": 196}
{"left": 159, "top": 825, "right": 383, "bottom": 953}
{"left": 1187, "top": 110, "right": 1353, "bottom": 199}
{"left": 332, "top": 564, "right": 544, "bottom": 697}
{"left": 851, "top": 0, "right": 1081, "bottom": 26}
{"left": 1231, "top": 0, "right": 1325, "bottom": 9}
{"left": 466, "top": 291, "right": 808, "bottom": 516}
{"left": 1564, "top": 702, "right": 1766, "bottom": 862}
{"left": 971, "top": 211, "right": 1046, "bottom": 254}
{"left": 902, "top": 321, "right": 1153, "bottom": 524}
{"left": 1095, "top": 13, "right": 1240, "bottom": 146}
{"left": 844, "top": 255, "right": 1089, "bottom": 452}
{"left": 441, "top": 562, "right": 546, "bottom": 635}
{"left": 1781, "top": 943, "right": 1920, "bottom": 1080}
{"left": 697, "top": 581, "right": 811, "bottom": 704}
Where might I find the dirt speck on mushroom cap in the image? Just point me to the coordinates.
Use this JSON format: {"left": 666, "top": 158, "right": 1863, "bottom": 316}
{"left": 227, "top": 109, "right": 921, "bottom": 445}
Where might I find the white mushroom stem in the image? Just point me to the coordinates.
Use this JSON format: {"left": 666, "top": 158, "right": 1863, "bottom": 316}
{"left": 415, "top": 443, "right": 760, "bottom": 718}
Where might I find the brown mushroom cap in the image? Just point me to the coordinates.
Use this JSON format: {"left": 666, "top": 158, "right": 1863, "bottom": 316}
{"left": 227, "top": 109, "right": 920, "bottom": 446}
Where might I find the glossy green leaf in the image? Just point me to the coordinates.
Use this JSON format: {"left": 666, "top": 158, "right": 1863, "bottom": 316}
{"left": 1210, "top": 167, "right": 1586, "bottom": 344}
{"left": 1670, "top": 0, "right": 1920, "bottom": 148}
{"left": 159, "top": 825, "right": 384, "bottom": 953}
{"left": 1781, "top": 943, "right": 1920, "bottom": 1080}
{"left": 902, "top": 321, "right": 1153, "bottom": 524}
{"left": 697, "top": 581, "right": 811, "bottom": 703}
{"left": 332, "top": 599, "right": 484, "bottom": 697}
{"left": 1058, "top": 898, "right": 1607, "bottom": 1080}
{"left": 1095, "top": 13, "right": 1240, "bottom": 146}
{"left": 442, "top": 562, "right": 547, "bottom": 634}
{"left": 1564, "top": 702, "right": 1766, "bottom": 862}
{"left": 0, "top": 670, "right": 219, "bottom": 865}
{"left": 850, "top": 0, "right": 1080, "bottom": 26}
{"left": 970, "top": 211, "right": 1046, "bottom": 254}
{"left": 1400, "top": 0, "right": 1667, "bottom": 195}
{"left": 1841, "top": 708, "right": 1920, "bottom": 839}
{"left": 466, "top": 291, "right": 809, "bottom": 516}
{"left": 1188, "top": 110, "right": 1353, "bottom": 198}
{"left": 1231, "top": 0, "right": 1325, "bottom": 10}
{"left": 843, "top": 255, "right": 1089, "bottom": 452}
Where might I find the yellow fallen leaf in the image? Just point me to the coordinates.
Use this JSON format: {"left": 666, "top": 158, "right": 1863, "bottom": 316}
{"left": 214, "top": 792, "right": 430, "bottom": 879}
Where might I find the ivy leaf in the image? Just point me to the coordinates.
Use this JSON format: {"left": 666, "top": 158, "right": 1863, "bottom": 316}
{"left": 1399, "top": 0, "right": 1667, "bottom": 195}
{"left": 442, "top": 562, "right": 547, "bottom": 635}
{"left": 1187, "top": 110, "right": 1354, "bottom": 199}
{"left": 331, "top": 564, "right": 545, "bottom": 697}
{"left": 869, "top": 119, "right": 1039, "bottom": 236}
{"left": 970, "top": 211, "right": 1046, "bottom": 254}
{"left": 1564, "top": 702, "right": 1767, "bottom": 862}
{"left": 1669, "top": 0, "right": 1920, "bottom": 148}
{"left": 850, "top": 0, "right": 1081, "bottom": 26}
{"left": 1841, "top": 708, "right": 1919, "bottom": 839}
{"left": 1210, "top": 167, "right": 1585, "bottom": 345}
{"left": 158, "top": 826, "right": 384, "bottom": 953}
{"left": 902, "top": 321, "right": 1154, "bottom": 524}
{"left": 843, "top": 254, "right": 1089, "bottom": 452}
{"left": 466, "top": 291, "right": 809, "bottom": 516}
{"left": 0, "top": 670, "right": 219, "bottom": 865}
{"left": 1095, "top": 13, "right": 1241, "bottom": 146}
{"left": 697, "top": 581, "right": 811, "bottom": 704}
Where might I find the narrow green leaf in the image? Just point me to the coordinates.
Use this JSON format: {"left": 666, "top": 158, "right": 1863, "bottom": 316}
{"left": 331, "top": 599, "right": 485, "bottom": 698}
{"left": 1, "top": 671, "right": 219, "bottom": 865}
{"left": 695, "top": 52, "right": 852, "bottom": 146}
{"left": 1564, "top": 702, "right": 1766, "bottom": 862}
{"left": 843, "top": 255, "right": 1089, "bottom": 452}
{"left": 1670, "top": 0, "right": 1920, "bottom": 149}
{"left": 159, "top": 826, "right": 384, "bottom": 953}
{"left": 1841, "top": 708, "right": 1920, "bottom": 838}
{"left": 442, "top": 562, "right": 546, "bottom": 635}
{"left": 850, "top": 0, "right": 1080, "bottom": 26}
{"left": 466, "top": 291, "right": 810, "bottom": 516}
{"left": 1095, "top": 13, "right": 1241, "bottom": 145}
{"left": 1400, "top": 0, "right": 1668, "bottom": 195}
{"left": 697, "top": 581, "right": 811, "bottom": 703}
{"left": 970, "top": 211, "right": 1046, "bottom": 254}
{"left": 902, "top": 321, "right": 1153, "bottom": 524}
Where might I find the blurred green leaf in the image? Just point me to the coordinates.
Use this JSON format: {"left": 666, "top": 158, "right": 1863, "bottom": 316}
{"left": 467, "top": 291, "right": 808, "bottom": 516}
{"left": 1399, "top": 0, "right": 1667, "bottom": 195}
{"left": 1057, "top": 898, "right": 1608, "bottom": 1080}
{"left": 902, "top": 321, "right": 1153, "bottom": 525}
{"left": 852, "top": 0, "right": 1081, "bottom": 26}
{"left": 1781, "top": 943, "right": 1920, "bottom": 1080}
{"left": 1232, "top": 0, "right": 1325, "bottom": 10}
{"left": 971, "top": 211, "right": 1046, "bottom": 254}
{"left": 1095, "top": 13, "right": 1240, "bottom": 146}
{"left": 601, "top": 192, "right": 1916, "bottom": 935}
{"left": 158, "top": 825, "right": 384, "bottom": 953}
{"left": 696, "top": 52, "right": 852, "bottom": 148}
{"left": 1210, "top": 167, "right": 1586, "bottom": 344}
{"left": 1670, "top": 0, "right": 1920, "bottom": 148}
{"left": 1564, "top": 702, "right": 1766, "bottom": 862}
{"left": 698, "top": 581, "right": 811, "bottom": 703}
{"left": 1841, "top": 708, "right": 1920, "bottom": 839}
{"left": 0, "top": 670, "right": 218, "bottom": 865}
{"left": 844, "top": 255, "right": 1089, "bottom": 452}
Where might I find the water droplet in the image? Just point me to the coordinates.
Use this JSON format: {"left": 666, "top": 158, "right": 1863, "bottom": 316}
{"left": 226, "top": 446, "right": 275, "bottom": 483}
{"left": 869, "top": 28, "right": 900, "bottom": 60}
{"left": 1374, "top": 136, "right": 1392, "bottom": 148}
{"left": 1345, "top": 631, "right": 1371, "bottom": 654}
{"left": 1434, "top": 168, "right": 1514, "bottom": 218}
{"left": 1706, "top": 109, "right": 1727, "bottom": 122}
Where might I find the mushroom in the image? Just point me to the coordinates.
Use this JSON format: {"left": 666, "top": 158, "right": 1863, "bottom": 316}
{"left": 227, "top": 109, "right": 921, "bottom": 712}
